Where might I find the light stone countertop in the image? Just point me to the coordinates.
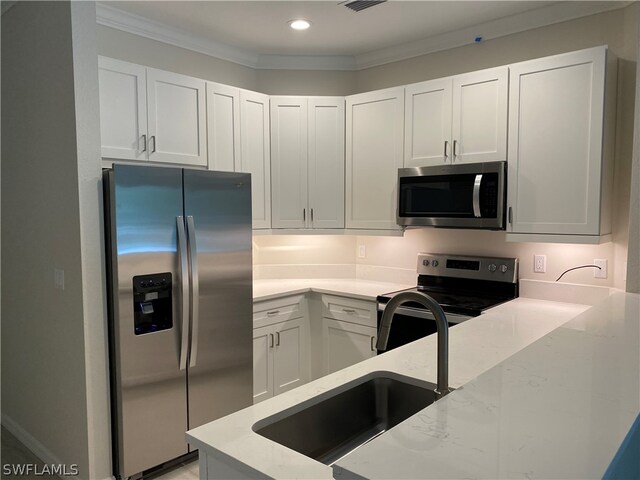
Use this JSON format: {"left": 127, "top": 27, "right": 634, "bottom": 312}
{"left": 185, "top": 292, "right": 631, "bottom": 479}
{"left": 253, "top": 278, "right": 413, "bottom": 302}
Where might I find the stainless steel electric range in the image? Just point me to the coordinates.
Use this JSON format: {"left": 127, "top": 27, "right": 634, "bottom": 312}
{"left": 376, "top": 253, "right": 519, "bottom": 353}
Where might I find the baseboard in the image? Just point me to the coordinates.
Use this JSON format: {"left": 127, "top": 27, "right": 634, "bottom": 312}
{"left": 0, "top": 413, "right": 105, "bottom": 480}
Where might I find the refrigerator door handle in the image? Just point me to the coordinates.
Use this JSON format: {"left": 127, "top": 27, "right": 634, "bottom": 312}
{"left": 176, "top": 216, "right": 190, "bottom": 371}
{"left": 187, "top": 215, "right": 200, "bottom": 368}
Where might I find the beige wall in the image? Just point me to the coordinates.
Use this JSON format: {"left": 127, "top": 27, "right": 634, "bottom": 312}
{"left": 256, "top": 69, "right": 357, "bottom": 96}
{"left": 2, "top": 2, "right": 109, "bottom": 479}
{"left": 626, "top": 26, "right": 640, "bottom": 294}
{"left": 2, "top": 1, "right": 89, "bottom": 476}
{"left": 97, "top": 24, "right": 258, "bottom": 90}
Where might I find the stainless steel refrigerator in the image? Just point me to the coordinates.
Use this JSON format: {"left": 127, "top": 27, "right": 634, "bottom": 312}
{"left": 103, "top": 164, "right": 253, "bottom": 479}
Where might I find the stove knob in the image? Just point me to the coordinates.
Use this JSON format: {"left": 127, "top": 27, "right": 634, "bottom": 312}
{"left": 488, "top": 264, "right": 497, "bottom": 272}
{"left": 432, "top": 260, "right": 439, "bottom": 267}
{"left": 500, "top": 264, "right": 508, "bottom": 273}
{"left": 423, "top": 260, "right": 430, "bottom": 267}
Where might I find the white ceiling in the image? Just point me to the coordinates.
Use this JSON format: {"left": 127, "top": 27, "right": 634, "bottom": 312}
{"left": 97, "top": 1, "right": 630, "bottom": 69}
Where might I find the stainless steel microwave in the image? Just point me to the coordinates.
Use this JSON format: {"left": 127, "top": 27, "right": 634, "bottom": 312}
{"left": 397, "top": 161, "right": 507, "bottom": 229}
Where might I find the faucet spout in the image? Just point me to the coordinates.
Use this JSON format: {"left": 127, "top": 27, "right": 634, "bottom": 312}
{"left": 376, "top": 291, "right": 451, "bottom": 399}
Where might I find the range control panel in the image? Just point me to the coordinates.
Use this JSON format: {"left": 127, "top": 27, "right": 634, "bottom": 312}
{"left": 417, "top": 254, "right": 518, "bottom": 283}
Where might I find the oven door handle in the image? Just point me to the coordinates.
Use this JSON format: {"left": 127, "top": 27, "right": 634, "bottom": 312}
{"left": 473, "top": 174, "right": 483, "bottom": 218}
{"left": 377, "top": 304, "right": 471, "bottom": 324}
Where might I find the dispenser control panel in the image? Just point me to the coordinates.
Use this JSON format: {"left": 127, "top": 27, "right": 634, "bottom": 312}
{"left": 132, "top": 273, "right": 172, "bottom": 335}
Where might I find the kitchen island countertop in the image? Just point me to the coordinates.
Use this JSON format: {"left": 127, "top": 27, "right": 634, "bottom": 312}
{"left": 185, "top": 292, "right": 640, "bottom": 479}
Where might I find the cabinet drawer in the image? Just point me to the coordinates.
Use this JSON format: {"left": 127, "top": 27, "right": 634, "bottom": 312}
{"left": 253, "top": 295, "right": 305, "bottom": 328}
{"left": 321, "top": 295, "right": 377, "bottom": 328}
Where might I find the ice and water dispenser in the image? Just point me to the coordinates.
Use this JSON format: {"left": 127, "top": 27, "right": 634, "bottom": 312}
{"left": 133, "top": 273, "right": 173, "bottom": 335}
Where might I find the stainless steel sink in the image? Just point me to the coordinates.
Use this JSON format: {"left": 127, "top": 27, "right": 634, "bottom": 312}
{"left": 252, "top": 372, "right": 439, "bottom": 466}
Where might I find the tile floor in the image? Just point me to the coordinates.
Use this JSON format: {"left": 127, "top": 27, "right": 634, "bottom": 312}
{"left": 0, "top": 426, "right": 199, "bottom": 480}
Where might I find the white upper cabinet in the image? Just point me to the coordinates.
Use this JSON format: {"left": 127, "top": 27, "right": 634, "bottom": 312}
{"left": 346, "top": 87, "right": 404, "bottom": 230}
{"left": 206, "top": 82, "right": 240, "bottom": 172}
{"left": 239, "top": 89, "right": 271, "bottom": 229}
{"left": 270, "top": 97, "right": 309, "bottom": 229}
{"left": 98, "top": 57, "right": 148, "bottom": 161}
{"left": 404, "top": 67, "right": 508, "bottom": 167}
{"left": 270, "top": 97, "right": 345, "bottom": 230}
{"left": 146, "top": 68, "right": 206, "bottom": 166}
{"left": 507, "top": 47, "right": 612, "bottom": 240}
{"left": 404, "top": 78, "right": 452, "bottom": 167}
{"left": 99, "top": 58, "right": 206, "bottom": 166}
{"left": 308, "top": 98, "right": 345, "bottom": 229}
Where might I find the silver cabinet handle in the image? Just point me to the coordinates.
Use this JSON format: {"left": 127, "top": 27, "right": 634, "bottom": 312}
{"left": 343, "top": 308, "right": 357, "bottom": 314}
{"left": 187, "top": 216, "right": 199, "bottom": 368}
{"left": 443, "top": 140, "right": 448, "bottom": 160}
{"left": 176, "top": 217, "right": 189, "bottom": 371}
{"left": 453, "top": 140, "right": 458, "bottom": 159}
{"left": 508, "top": 206, "right": 513, "bottom": 224}
{"left": 269, "top": 333, "right": 274, "bottom": 348}
{"left": 311, "top": 208, "right": 314, "bottom": 223}
{"left": 473, "top": 174, "right": 483, "bottom": 218}
{"left": 150, "top": 135, "right": 157, "bottom": 154}
{"left": 303, "top": 208, "right": 306, "bottom": 222}
{"left": 370, "top": 336, "right": 376, "bottom": 351}
{"left": 266, "top": 310, "right": 280, "bottom": 317}
{"left": 275, "top": 331, "right": 280, "bottom": 346}
{"left": 140, "top": 134, "right": 147, "bottom": 153}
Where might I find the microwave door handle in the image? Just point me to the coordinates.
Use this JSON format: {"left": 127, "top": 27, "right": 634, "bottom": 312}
{"left": 473, "top": 174, "right": 483, "bottom": 218}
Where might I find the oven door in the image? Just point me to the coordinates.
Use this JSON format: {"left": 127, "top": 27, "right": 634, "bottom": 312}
{"left": 376, "top": 305, "right": 471, "bottom": 354}
{"left": 397, "top": 161, "right": 506, "bottom": 229}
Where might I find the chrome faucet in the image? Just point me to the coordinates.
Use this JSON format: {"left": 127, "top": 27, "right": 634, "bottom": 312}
{"left": 376, "top": 291, "right": 451, "bottom": 399}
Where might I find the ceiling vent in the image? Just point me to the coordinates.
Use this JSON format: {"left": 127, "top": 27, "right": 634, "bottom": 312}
{"left": 341, "top": 1, "right": 387, "bottom": 13}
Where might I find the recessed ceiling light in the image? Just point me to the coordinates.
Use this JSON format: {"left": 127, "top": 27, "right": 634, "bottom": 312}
{"left": 289, "top": 19, "right": 311, "bottom": 31}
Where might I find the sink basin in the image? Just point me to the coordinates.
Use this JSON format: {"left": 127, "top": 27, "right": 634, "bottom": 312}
{"left": 253, "top": 372, "right": 439, "bottom": 466}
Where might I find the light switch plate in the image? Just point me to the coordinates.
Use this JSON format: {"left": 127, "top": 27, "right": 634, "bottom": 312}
{"left": 594, "top": 259, "right": 607, "bottom": 279}
{"left": 534, "top": 255, "right": 546, "bottom": 273}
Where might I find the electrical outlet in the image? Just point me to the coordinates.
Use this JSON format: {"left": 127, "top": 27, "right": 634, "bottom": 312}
{"left": 594, "top": 259, "right": 607, "bottom": 279}
{"left": 54, "top": 269, "right": 65, "bottom": 290}
{"left": 358, "top": 245, "right": 366, "bottom": 259}
{"left": 534, "top": 255, "right": 546, "bottom": 273}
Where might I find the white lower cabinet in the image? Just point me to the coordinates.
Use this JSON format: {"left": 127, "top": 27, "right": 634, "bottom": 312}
{"left": 252, "top": 296, "right": 309, "bottom": 404}
{"left": 322, "top": 319, "right": 377, "bottom": 375}
{"left": 320, "top": 295, "right": 377, "bottom": 375}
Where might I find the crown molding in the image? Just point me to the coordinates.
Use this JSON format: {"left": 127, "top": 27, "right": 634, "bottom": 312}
{"left": 1, "top": 1, "right": 17, "bottom": 16}
{"left": 96, "top": 1, "right": 631, "bottom": 72}
{"left": 96, "top": 3, "right": 260, "bottom": 68}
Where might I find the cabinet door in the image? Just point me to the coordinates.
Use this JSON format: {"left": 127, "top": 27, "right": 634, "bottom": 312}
{"left": 322, "top": 319, "right": 377, "bottom": 375}
{"left": 346, "top": 87, "right": 404, "bottom": 230}
{"left": 239, "top": 90, "right": 271, "bottom": 229}
{"left": 98, "top": 57, "right": 148, "bottom": 161}
{"left": 252, "top": 326, "right": 273, "bottom": 404}
{"left": 270, "top": 97, "right": 308, "bottom": 229}
{"left": 404, "top": 78, "right": 452, "bottom": 167}
{"left": 146, "top": 68, "right": 207, "bottom": 166}
{"left": 206, "top": 82, "right": 240, "bottom": 172}
{"left": 507, "top": 48, "right": 606, "bottom": 235}
{"left": 452, "top": 67, "right": 508, "bottom": 164}
{"left": 308, "top": 97, "right": 345, "bottom": 229}
{"left": 272, "top": 320, "right": 305, "bottom": 396}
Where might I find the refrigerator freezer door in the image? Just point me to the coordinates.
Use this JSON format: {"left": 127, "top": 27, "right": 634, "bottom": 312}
{"left": 183, "top": 169, "right": 253, "bottom": 430}
{"left": 106, "top": 165, "right": 189, "bottom": 478}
